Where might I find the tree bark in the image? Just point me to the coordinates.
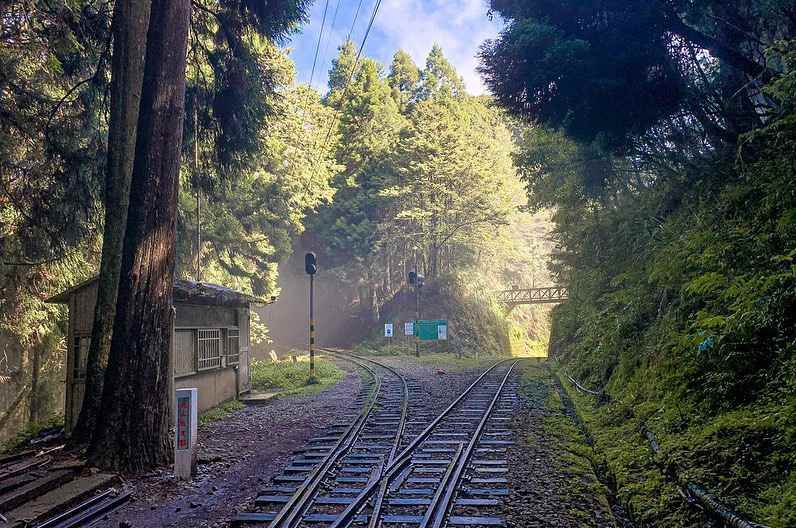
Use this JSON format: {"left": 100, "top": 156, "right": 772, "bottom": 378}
{"left": 29, "top": 344, "right": 40, "bottom": 423}
{"left": 88, "top": 0, "right": 190, "bottom": 472}
{"left": 71, "top": 0, "right": 152, "bottom": 447}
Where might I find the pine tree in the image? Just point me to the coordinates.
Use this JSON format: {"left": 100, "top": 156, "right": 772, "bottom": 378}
{"left": 417, "top": 44, "right": 465, "bottom": 100}
{"left": 388, "top": 50, "right": 420, "bottom": 110}
{"left": 327, "top": 39, "right": 358, "bottom": 106}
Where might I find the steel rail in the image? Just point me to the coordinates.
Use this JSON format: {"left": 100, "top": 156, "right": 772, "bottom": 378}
{"left": 425, "top": 361, "right": 519, "bottom": 528}
{"left": 321, "top": 348, "right": 410, "bottom": 464}
{"left": 320, "top": 349, "right": 410, "bottom": 528}
{"left": 327, "top": 359, "right": 518, "bottom": 528}
{"left": 265, "top": 353, "right": 382, "bottom": 528}
{"left": 37, "top": 488, "right": 133, "bottom": 528}
{"left": 419, "top": 444, "right": 465, "bottom": 528}
{"left": 266, "top": 350, "right": 410, "bottom": 528}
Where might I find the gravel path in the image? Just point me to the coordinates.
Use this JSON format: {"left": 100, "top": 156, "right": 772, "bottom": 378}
{"left": 91, "top": 356, "right": 622, "bottom": 528}
{"left": 93, "top": 368, "right": 362, "bottom": 528}
{"left": 505, "top": 361, "right": 619, "bottom": 528}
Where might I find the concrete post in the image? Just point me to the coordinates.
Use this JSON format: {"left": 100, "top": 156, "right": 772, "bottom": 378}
{"left": 175, "top": 387, "right": 198, "bottom": 480}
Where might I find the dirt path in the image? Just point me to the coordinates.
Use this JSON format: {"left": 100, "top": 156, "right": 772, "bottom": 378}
{"left": 93, "top": 368, "right": 362, "bottom": 528}
{"left": 505, "top": 361, "right": 625, "bottom": 528}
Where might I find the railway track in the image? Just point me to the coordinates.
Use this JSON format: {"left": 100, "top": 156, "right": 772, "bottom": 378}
{"left": 0, "top": 445, "right": 130, "bottom": 527}
{"left": 233, "top": 351, "right": 520, "bottom": 528}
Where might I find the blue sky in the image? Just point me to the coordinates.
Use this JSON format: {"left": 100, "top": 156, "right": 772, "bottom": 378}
{"left": 283, "top": 0, "right": 504, "bottom": 95}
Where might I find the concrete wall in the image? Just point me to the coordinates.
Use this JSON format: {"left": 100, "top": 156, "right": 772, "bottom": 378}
{"left": 62, "top": 281, "right": 250, "bottom": 430}
{"left": 175, "top": 367, "right": 238, "bottom": 413}
{"left": 175, "top": 304, "right": 237, "bottom": 328}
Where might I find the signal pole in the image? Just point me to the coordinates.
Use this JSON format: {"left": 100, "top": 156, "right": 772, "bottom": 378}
{"left": 409, "top": 271, "right": 424, "bottom": 357}
{"left": 305, "top": 252, "right": 318, "bottom": 383}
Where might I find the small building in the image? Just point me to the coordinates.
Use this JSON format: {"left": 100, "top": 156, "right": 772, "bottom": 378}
{"left": 48, "top": 278, "right": 269, "bottom": 432}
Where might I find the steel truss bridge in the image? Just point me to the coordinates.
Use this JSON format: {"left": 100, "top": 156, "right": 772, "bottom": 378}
{"left": 495, "top": 286, "right": 569, "bottom": 308}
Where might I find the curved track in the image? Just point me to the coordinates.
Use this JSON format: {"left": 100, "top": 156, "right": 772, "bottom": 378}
{"left": 233, "top": 351, "right": 411, "bottom": 528}
{"left": 232, "top": 353, "right": 520, "bottom": 528}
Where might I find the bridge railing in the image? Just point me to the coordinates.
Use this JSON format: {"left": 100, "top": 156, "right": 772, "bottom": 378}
{"left": 495, "top": 286, "right": 569, "bottom": 306}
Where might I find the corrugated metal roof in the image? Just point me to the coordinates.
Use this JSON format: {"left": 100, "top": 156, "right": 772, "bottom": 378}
{"left": 47, "top": 277, "right": 274, "bottom": 306}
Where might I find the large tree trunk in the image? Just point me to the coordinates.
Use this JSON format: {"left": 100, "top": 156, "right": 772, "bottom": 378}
{"left": 88, "top": 0, "right": 190, "bottom": 472}
{"left": 71, "top": 0, "right": 151, "bottom": 447}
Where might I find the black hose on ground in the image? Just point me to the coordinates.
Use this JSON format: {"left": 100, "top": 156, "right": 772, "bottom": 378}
{"left": 641, "top": 427, "right": 769, "bottom": 528}
{"left": 566, "top": 373, "right": 610, "bottom": 404}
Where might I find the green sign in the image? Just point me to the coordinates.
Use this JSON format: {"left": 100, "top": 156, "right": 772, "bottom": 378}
{"left": 415, "top": 319, "right": 448, "bottom": 341}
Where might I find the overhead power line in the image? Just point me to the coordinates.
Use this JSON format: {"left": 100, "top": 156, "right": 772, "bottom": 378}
{"left": 316, "top": 0, "right": 384, "bottom": 152}
{"left": 302, "top": 0, "right": 383, "bottom": 187}
{"left": 300, "top": 0, "right": 331, "bottom": 119}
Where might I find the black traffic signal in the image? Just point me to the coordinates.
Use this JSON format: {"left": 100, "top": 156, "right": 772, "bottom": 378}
{"left": 305, "top": 252, "right": 317, "bottom": 275}
{"left": 408, "top": 271, "right": 417, "bottom": 285}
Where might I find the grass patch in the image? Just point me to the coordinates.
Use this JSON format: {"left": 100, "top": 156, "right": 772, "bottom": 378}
{"left": 518, "top": 365, "right": 611, "bottom": 526}
{"left": 353, "top": 341, "right": 498, "bottom": 371}
{"left": 199, "top": 399, "right": 245, "bottom": 426}
{"left": 250, "top": 354, "right": 345, "bottom": 398}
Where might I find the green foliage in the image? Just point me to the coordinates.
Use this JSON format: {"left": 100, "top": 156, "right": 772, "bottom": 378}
{"left": 416, "top": 45, "right": 464, "bottom": 100}
{"left": 482, "top": 0, "right": 796, "bottom": 521}
{"left": 481, "top": 1, "right": 793, "bottom": 154}
{"left": 250, "top": 356, "right": 345, "bottom": 397}
{"left": 178, "top": 73, "right": 339, "bottom": 295}
{"left": 479, "top": 1, "right": 683, "bottom": 150}
{"left": 306, "top": 43, "right": 550, "bottom": 351}
{"left": 199, "top": 399, "right": 245, "bottom": 426}
{"left": 387, "top": 50, "right": 420, "bottom": 111}
{"left": 528, "top": 43, "right": 796, "bottom": 526}
{"left": 327, "top": 39, "right": 358, "bottom": 102}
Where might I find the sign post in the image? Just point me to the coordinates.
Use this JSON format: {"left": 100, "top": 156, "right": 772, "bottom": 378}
{"left": 416, "top": 320, "right": 448, "bottom": 341}
{"left": 175, "top": 387, "right": 198, "bottom": 480}
{"left": 408, "top": 271, "right": 424, "bottom": 357}
{"left": 384, "top": 323, "right": 393, "bottom": 354}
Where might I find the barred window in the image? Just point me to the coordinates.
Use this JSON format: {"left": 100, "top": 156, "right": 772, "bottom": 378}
{"left": 226, "top": 329, "right": 240, "bottom": 365}
{"left": 198, "top": 329, "right": 222, "bottom": 370}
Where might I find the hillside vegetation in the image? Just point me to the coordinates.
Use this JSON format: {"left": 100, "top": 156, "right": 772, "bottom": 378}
{"left": 478, "top": 1, "right": 796, "bottom": 526}
{"left": 369, "top": 273, "right": 513, "bottom": 358}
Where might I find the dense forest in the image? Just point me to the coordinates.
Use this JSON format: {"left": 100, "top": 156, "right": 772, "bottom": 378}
{"left": 0, "top": 0, "right": 545, "bottom": 459}
{"left": 479, "top": 0, "right": 796, "bottom": 525}
{"left": 2, "top": 0, "right": 796, "bottom": 525}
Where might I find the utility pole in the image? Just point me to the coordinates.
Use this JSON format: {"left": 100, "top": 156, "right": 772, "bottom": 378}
{"left": 305, "top": 252, "right": 318, "bottom": 383}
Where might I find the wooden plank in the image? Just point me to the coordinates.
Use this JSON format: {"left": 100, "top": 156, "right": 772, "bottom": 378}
{"left": 5, "top": 472, "right": 116, "bottom": 525}
{"left": 0, "top": 470, "right": 74, "bottom": 512}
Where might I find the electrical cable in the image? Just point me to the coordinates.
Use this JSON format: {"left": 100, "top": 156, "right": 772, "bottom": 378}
{"left": 302, "top": 0, "right": 384, "bottom": 186}
{"left": 300, "top": 0, "right": 332, "bottom": 119}
{"left": 316, "top": 0, "right": 384, "bottom": 152}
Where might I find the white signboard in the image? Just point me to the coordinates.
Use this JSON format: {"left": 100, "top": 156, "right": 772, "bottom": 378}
{"left": 175, "top": 387, "right": 198, "bottom": 480}
{"left": 437, "top": 324, "right": 448, "bottom": 340}
{"left": 404, "top": 322, "right": 414, "bottom": 336}
{"left": 384, "top": 323, "right": 394, "bottom": 337}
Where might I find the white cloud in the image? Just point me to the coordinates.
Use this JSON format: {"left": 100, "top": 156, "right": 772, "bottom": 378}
{"left": 370, "top": 0, "right": 503, "bottom": 95}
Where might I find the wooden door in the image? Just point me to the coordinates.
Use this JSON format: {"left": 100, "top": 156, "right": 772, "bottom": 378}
{"left": 236, "top": 307, "right": 251, "bottom": 393}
